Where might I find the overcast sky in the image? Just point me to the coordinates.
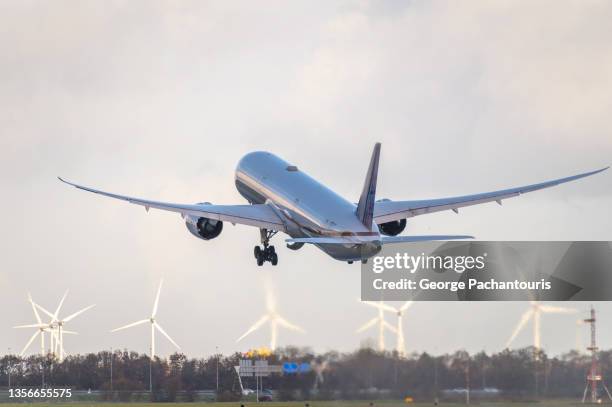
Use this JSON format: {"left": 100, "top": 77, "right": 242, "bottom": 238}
{"left": 1, "top": 0, "right": 611, "bottom": 359}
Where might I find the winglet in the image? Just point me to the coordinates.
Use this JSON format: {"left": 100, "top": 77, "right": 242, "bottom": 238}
{"left": 356, "top": 143, "right": 381, "bottom": 229}
{"left": 58, "top": 176, "right": 74, "bottom": 186}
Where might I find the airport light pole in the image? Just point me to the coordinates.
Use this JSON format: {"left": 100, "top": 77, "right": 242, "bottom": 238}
{"left": 433, "top": 355, "right": 439, "bottom": 404}
{"left": 7, "top": 348, "right": 11, "bottom": 389}
{"left": 465, "top": 359, "right": 470, "bottom": 405}
{"left": 455, "top": 351, "right": 470, "bottom": 405}
{"left": 481, "top": 359, "right": 487, "bottom": 388}
{"left": 110, "top": 348, "right": 113, "bottom": 394}
{"left": 149, "top": 346, "right": 153, "bottom": 394}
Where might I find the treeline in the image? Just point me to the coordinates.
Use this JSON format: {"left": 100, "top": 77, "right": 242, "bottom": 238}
{"left": 0, "top": 347, "right": 609, "bottom": 401}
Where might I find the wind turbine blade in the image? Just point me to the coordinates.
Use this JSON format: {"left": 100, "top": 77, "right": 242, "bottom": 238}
{"left": 539, "top": 305, "right": 576, "bottom": 314}
{"left": 236, "top": 315, "right": 270, "bottom": 342}
{"left": 63, "top": 304, "right": 95, "bottom": 322}
{"left": 275, "top": 316, "right": 305, "bottom": 333}
{"left": 34, "top": 303, "right": 55, "bottom": 320}
{"left": 28, "top": 294, "right": 42, "bottom": 324}
{"left": 111, "top": 319, "right": 149, "bottom": 332}
{"left": 400, "top": 301, "right": 414, "bottom": 312}
{"left": 62, "top": 330, "right": 79, "bottom": 335}
{"left": 506, "top": 309, "right": 533, "bottom": 347}
{"left": 356, "top": 317, "right": 378, "bottom": 333}
{"left": 20, "top": 330, "right": 40, "bottom": 356}
{"left": 154, "top": 322, "right": 180, "bottom": 349}
{"left": 360, "top": 300, "right": 397, "bottom": 313}
{"left": 383, "top": 320, "right": 397, "bottom": 333}
{"left": 14, "top": 324, "right": 48, "bottom": 329}
{"left": 152, "top": 280, "right": 163, "bottom": 317}
{"left": 54, "top": 290, "right": 69, "bottom": 319}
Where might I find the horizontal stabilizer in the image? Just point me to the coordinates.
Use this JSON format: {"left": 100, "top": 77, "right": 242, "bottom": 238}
{"left": 285, "top": 237, "right": 362, "bottom": 244}
{"left": 382, "top": 235, "right": 473, "bottom": 244}
{"left": 286, "top": 235, "right": 473, "bottom": 245}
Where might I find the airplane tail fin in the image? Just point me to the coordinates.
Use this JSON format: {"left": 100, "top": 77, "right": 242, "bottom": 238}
{"left": 356, "top": 143, "right": 381, "bottom": 229}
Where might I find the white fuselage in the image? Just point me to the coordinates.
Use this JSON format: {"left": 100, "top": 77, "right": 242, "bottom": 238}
{"left": 234, "top": 151, "right": 382, "bottom": 261}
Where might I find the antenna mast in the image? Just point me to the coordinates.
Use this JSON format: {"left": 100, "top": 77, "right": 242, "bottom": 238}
{"left": 582, "top": 306, "right": 612, "bottom": 403}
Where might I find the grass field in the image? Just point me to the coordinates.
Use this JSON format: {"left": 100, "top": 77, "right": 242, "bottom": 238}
{"left": 0, "top": 400, "right": 599, "bottom": 407}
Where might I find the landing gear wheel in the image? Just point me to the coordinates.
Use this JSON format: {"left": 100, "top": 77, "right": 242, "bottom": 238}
{"left": 254, "top": 229, "right": 280, "bottom": 266}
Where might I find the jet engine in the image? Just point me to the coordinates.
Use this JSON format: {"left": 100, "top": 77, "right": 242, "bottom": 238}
{"left": 184, "top": 202, "right": 223, "bottom": 240}
{"left": 376, "top": 198, "right": 407, "bottom": 236}
{"left": 378, "top": 218, "right": 407, "bottom": 236}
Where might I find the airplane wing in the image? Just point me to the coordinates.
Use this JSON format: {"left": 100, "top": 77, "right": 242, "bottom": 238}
{"left": 58, "top": 177, "right": 286, "bottom": 231}
{"left": 373, "top": 167, "right": 608, "bottom": 224}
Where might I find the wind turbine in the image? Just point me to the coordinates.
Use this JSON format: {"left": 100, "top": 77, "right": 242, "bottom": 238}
{"left": 111, "top": 279, "right": 180, "bottom": 358}
{"left": 236, "top": 282, "right": 304, "bottom": 351}
{"left": 14, "top": 294, "right": 52, "bottom": 356}
{"left": 312, "top": 359, "right": 329, "bottom": 390}
{"left": 31, "top": 290, "right": 94, "bottom": 361}
{"left": 366, "top": 301, "right": 414, "bottom": 356}
{"left": 15, "top": 292, "right": 85, "bottom": 360}
{"left": 506, "top": 301, "right": 576, "bottom": 351}
{"left": 357, "top": 301, "right": 397, "bottom": 352}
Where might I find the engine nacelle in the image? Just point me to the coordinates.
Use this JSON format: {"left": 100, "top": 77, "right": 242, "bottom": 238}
{"left": 376, "top": 198, "right": 407, "bottom": 236}
{"left": 286, "top": 242, "right": 304, "bottom": 251}
{"left": 184, "top": 202, "right": 223, "bottom": 240}
{"left": 378, "top": 219, "right": 407, "bottom": 236}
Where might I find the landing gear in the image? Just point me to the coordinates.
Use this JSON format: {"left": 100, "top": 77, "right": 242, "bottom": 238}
{"left": 254, "top": 229, "right": 279, "bottom": 266}
{"left": 254, "top": 245, "right": 277, "bottom": 266}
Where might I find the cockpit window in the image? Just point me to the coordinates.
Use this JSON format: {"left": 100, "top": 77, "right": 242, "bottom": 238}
{"left": 286, "top": 165, "right": 298, "bottom": 172}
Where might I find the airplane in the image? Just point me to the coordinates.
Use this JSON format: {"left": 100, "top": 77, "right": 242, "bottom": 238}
{"left": 59, "top": 143, "right": 607, "bottom": 266}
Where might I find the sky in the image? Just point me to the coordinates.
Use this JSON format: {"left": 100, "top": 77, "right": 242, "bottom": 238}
{"left": 1, "top": 0, "right": 611, "bottom": 359}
